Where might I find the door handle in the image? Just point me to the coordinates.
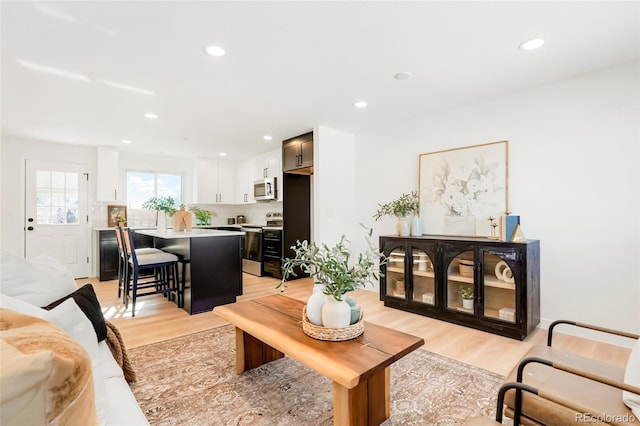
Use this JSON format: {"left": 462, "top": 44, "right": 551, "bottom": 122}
{"left": 27, "top": 226, "right": 34, "bottom": 231}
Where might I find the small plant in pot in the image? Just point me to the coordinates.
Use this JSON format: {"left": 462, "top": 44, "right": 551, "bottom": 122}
{"left": 373, "top": 191, "right": 420, "bottom": 236}
{"left": 458, "top": 286, "right": 474, "bottom": 309}
{"left": 277, "top": 227, "right": 386, "bottom": 328}
{"left": 189, "top": 205, "right": 216, "bottom": 226}
{"left": 115, "top": 215, "right": 127, "bottom": 226}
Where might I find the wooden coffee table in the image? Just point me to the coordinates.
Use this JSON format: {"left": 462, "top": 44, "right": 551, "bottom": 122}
{"left": 213, "top": 294, "right": 424, "bottom": 425}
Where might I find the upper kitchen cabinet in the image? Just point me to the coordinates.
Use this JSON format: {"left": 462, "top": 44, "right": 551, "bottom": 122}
{"left": 256, "top": 149, "right": 281, "bottom": 180}
{"left": 257, "top": 149, "right": 282, "bottom": 201}
{"left": 235, "top": 158, "right": 255, "bottom": 204}
{"left": 96, "top": 147, "right": 122, "bottom": 202}
{"left": 195, "top": 159, "right": 235, "bottom": 204}
{"left": 282, "top": 132, "right": 313, "bottom": 174}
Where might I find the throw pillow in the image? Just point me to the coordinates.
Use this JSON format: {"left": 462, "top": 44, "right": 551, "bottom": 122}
{"left": 0, "top": 309, "right": 98, "bottom": 426}
{"left": 0, "top": 294, "right": 110, "bottom": 426}
{"left": 43, "top": 284, "right": 107, "bottom": 342}
{"left": 623, "top": 338, "right": 640, "bottom": 418}
{"left": 0, "top": 250, "right": 78, "bottom": 306}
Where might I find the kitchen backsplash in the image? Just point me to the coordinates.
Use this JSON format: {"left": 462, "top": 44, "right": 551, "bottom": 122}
{"left": 93, "top": 201, "right": 282, "bottom": 228}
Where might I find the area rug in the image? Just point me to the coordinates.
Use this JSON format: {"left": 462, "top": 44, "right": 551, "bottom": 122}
{"left": 128, "top": 325, "right": 505, "bottom": 425}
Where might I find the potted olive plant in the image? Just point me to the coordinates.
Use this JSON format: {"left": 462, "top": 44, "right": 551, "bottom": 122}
{"left": 142, "top": 196, "right": 177, "bottom": 231}
{"left": 373, "top": 191, "right": 420, "bottom": 236}
{"left": 278, "top": 227, "right": 386, "bottom": 328}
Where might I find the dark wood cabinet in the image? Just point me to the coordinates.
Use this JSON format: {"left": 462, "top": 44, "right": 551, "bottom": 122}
{"left": 282, "top": 131, "right": 313, "bottom": 174}
{"left": 98, "top": 229, "right": 154, "bottom": 281}
{"left": 380, "top": 235, "right": 540, "bottom": 340}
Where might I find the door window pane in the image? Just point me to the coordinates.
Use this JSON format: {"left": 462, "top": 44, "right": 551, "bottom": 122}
{"left": 34, "top": 170, "right": 79, "bottom": 225}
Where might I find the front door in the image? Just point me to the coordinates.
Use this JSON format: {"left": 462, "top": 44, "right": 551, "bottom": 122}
{"left": 25, "top": 160, "right": 89, "bottom": 278}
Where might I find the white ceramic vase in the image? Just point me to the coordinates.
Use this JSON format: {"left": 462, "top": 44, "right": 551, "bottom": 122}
{"left": 306, "top": 284, "right": 326, "bottom": 326}
{"left": 321, "top": 295, "right": 351, "bottom": 328}
{"left": 462, "top": 298, "right": 474, "bottom": 309}
{"left": 157, "top": 211, "right": 167, "bottom": 232}
{"left": 397, "top": 217, "right": 410, "bottom": 236}
{"left": 411, "top": 216, "right": 423, "bottom": 236}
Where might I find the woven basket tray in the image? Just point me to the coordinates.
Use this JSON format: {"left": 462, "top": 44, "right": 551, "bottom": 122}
{"left": 301, "top": 306, "right": 364, "bottom": 341}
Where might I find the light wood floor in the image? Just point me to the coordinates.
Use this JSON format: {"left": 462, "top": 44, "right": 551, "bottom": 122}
{"left": 87, "top": 274, "right": 631, "bottom": 377}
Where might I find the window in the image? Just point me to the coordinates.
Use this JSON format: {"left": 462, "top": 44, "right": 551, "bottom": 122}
{"left": 126, "top": 171, "right": 182, "bottom": 208}
{"left": 36, "top": 170, "right": 80, "bottom": 224}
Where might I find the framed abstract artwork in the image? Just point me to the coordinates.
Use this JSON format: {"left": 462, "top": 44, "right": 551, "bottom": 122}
{"left": 419, "top": 141, "right": 509, "bottom": 237}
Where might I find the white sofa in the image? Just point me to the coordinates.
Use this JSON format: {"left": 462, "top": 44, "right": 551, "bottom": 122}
{"left": 0, "top": 250, "right": 149, "bottom": 426}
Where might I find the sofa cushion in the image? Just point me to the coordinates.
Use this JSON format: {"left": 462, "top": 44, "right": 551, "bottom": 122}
{"left": 0, "top": 250, "right": 78, "bottom": 306}
{"left": 0, "top": 294, "right": 110, "bottom": 426}
{"left": 623, "top": 339, "right": 640, "bottom": 418}
{"left": 43, "top": 283, "right": 107, "bottom": 342}
{"left": 0, "top": 309, "right": 98, "bottom": 426}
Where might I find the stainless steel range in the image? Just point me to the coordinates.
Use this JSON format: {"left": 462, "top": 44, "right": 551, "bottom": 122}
{"left": 240, "top": 212, "right": 283, "bottom": 278}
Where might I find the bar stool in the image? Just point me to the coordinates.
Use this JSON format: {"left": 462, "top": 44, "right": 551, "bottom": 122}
{"left": 114, "top": 227, "right": 162, "bottom": 300}
{"left": 121, "top": 228, "right": 180, "bottom": 317}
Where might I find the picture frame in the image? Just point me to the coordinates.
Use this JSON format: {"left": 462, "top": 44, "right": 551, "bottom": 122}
{"left": 107, "top": 205, "right": 127, "bottom": 227}
{"left": 418, "top": 141, "right": 508, "bottom": 237}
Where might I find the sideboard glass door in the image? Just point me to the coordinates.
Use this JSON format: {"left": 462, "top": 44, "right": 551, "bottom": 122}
{"left": 386, "top": 247, "right": 406, "bottom": 299}
{"left": 411, "top": 248, "right": 435, "bottom": 305}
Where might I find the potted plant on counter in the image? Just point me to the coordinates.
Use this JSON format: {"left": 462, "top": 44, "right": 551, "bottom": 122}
{"left": 277, "top": 227, "right": 386, "bottom": 329}
{"left": 373, "top": 191, "right": 420, "bottom": 236}
{"left": 189, "top": 205, "right": 216, "bottom": 226}
{"left": 142, "top": 196, "right": 177, "bottom": 231}
{"left": 115, "top": 214, "right": 127, "bottom": 227}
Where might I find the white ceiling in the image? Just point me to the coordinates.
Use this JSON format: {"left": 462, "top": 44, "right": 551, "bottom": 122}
{"left": 2, "top": 1, "right": 638, "bottom": 160}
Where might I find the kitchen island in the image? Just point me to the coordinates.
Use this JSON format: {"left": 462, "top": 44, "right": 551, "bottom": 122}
{"left": 135, "top": 229, "right": 244, "bottom": 315}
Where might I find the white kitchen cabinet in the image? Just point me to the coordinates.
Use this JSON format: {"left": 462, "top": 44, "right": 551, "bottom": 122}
{"left": 255, "top": 149, "right": 282, "bottom": 200}
{"left": 96, "top": 147, "right": 121, "bottom": 202}
{"left": 235, "top": 159, "right": 255, "bottom": 204}
{"left": 195, "top": 159, "right": 235, "bottom": 204}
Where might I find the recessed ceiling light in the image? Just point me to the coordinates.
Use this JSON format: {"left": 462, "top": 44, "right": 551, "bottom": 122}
{"left": 263, "top": 135, "right": 273, "bottom": 141}
{"left": 219, "top": 152, "right": 227, "bottom": 157}
{"left": 394, "top": 72, "right": 412, "bottom": 80}
{"left": 519, "top": 38, "right": 545, "bottom": 51}
{"left": 205, "top": 45, "right": 226, "bottom": 57}
{"left": 121, "top": 139, "right": 132, "bottom": 144}
{"left": 353, "top": 101, "right": 368, "bottom": 108}
{"left": 144, "top": 113, "right": 158, "bottom": 119}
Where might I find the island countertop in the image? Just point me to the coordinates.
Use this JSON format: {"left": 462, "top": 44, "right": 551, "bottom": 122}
{"left": 135, "top": 229, "right": 245, "bottom": 239}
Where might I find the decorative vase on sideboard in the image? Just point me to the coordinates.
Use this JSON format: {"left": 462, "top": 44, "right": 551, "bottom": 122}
{"left": 397, "top": 217, "right": 410, "bottom": 236}
{"left": 411, "top": 216, "right": 423, "bottom": 236}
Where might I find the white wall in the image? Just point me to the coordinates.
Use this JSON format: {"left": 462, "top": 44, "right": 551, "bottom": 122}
{"left": 313, "top": 125, "right": 357, "bottom": 245}
{"left": 355, "top": 61, "right": 640, "bottom": 335}
{"left": 0, "top": 136, "right": 97, "bottom": 257}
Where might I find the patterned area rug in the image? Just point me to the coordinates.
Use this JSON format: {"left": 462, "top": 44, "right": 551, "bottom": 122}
{"left": 128, "top": 325, "right": 505, "bottom": 425}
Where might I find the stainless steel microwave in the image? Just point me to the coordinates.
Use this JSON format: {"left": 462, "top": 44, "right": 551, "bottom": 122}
{"left": 254, "top": 177, "right": 277, "bottom": 201}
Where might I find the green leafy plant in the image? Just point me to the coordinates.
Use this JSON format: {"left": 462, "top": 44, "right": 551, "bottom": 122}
{"left": 142, "top": 196, "right": 177, "bottom": 216}
{"left": 373, "top": 191, "right": 419, "bottom": 220}
{"left": 458, "top": 286, "right": 474, "bottom": 300}
{"left": 277, "top": 227, "right": 387, "bottom": 301}
{"left": 189, "top": 205, "right": 216, "bottom": 225}
{"left": 114, "top": 214, "right": 127, "bottom": 224}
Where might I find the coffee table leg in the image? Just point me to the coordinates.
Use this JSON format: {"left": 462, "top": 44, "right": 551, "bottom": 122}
{"left": 235, "top": 327, "right": 284, "bottom": 374}
{"left": 333, "top": 367, "right": 390, "bottom": 425}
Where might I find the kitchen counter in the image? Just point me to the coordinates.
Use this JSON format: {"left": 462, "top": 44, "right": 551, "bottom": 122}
{"left": 135, "top": 228, "right": 243, "bottom": 314}
{"left": 135, "top": 229, "right": 244, "bottom": 238}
